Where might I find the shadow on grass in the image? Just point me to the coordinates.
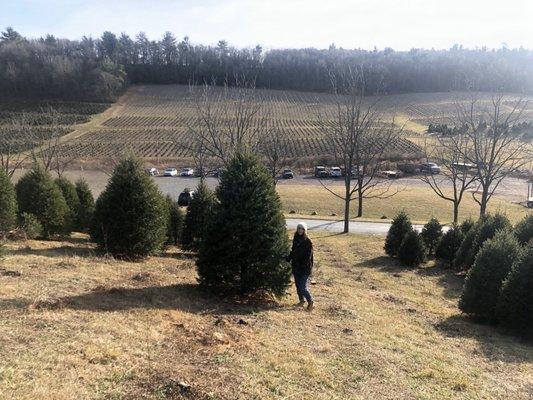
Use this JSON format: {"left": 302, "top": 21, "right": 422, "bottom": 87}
{"left": 416, "top": 264, "right": 465, "bottom": 299}
{"left": 435, "top": 315, "right": 533, "bottom": 363}
{"left": 356, "top": 255, "right": 405, "bottom": 273}
{"left": 7, "top": 245, "right": 98, "bottom": 259}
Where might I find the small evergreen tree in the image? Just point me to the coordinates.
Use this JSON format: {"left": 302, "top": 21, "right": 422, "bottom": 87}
{"left": 384, "top": 211, "right": 413, "bottom": 257}
{"left": 460, "top": 218, "right": 475, "bottom": 235}
{"left": 19, "top": 212, "right": 43, "bottom": 239}
{"left": 165, "top": 195, "right": 184, "bottom": 245}
{"left": 15, "top": 166, "right": 70, "bottom": 238}
{"left": 421, "top": 217, "right": 442, "bottom": 255}
{"left": 91, "top": 155, "right": 168, "bottom": 259}
{"left": 514, "top": 214, "right": 533, "bottom": 245}
{"left": 75, "top": 178, "right": 95, "bottom": 232}
{"left": 0, "top": 167, "right": 17, "bottom": 234}
{"left": 435, "top": 225, "right": 464, "bottom": 267}
{"left": 181, "top": 181, "right": 215, "bottom": 250}
{"left": 459, "top": 230, "right": 522, "bottom": 320}
{"left": 496, "top": 244, "right": 533, "bottom": 336}
{"left": 55, "top": 176, "right": 79, "bottom": 232}
{"left": 197, "top": 153, "right": 291, "bottom": 297}
{"left": 398, "top": 230, "right": 426, "bottom": 267}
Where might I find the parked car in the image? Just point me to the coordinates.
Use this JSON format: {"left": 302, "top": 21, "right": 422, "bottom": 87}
{"left": 180, "top": 167, "right": 194, "bottom": 177}
{"left": 420, "top": 162, "right": 441, "bottom": 174}
{"left": 163, "top": 167, "right": 178, "bottom": 177}
{"left": 282, "top": 168, "right": 294, "bottom": 179}
{"left": 314, "top": 166, "right": 328, "bottom": 178}
{"left": 330, "top": 166, "right": 342, "bottom": 178}
{"left": 397, "top": 163, "right": 418, "bottom": 174}
{"left": 351, "top": 166, "right": 364, "bottom": 178}
{"left": 381, "top": 170, "right": 402, "bottom": 179}
{"left": 146, "top": 167, "right": 159, "bottom": 176}
{"left": 178, "top": 189, "right": 194, "bottom": 206}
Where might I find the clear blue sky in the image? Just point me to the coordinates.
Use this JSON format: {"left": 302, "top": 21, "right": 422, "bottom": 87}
{"left": 1, "top": 0, "right": 532, "bottom": 50}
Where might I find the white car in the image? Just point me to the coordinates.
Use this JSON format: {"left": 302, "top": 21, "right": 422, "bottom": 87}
{"left": 180, "top": 167, "right": 195, "bottom": 177}
{"left": 163, "top": 167, "right": 178, "bottom": 177}
{"left": 330, "top": 167, "right": 342, "bottom": 178}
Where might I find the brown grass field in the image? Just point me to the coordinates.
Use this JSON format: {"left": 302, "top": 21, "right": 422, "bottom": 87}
{"left": 1, "top": 233, "right": 532, "bottom": 399}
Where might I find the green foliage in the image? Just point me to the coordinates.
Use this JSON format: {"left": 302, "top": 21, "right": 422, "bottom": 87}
{"left": 55, "top": 176, "right": 79, "bottom": 232}
{"left": 398, "top": 230, "right": 426, "bottom": 267}
{"left": 15, "top": 167, "right": 70, "bottom": 238}
{"left": 197, "top": 153, "right": 291, "bottom": 297}
{"left": 0, "top": 167, "right": 17, "bottom": 233}
{"left": 455, "top": 213, "right": 511, "bottom": 270}
{"left": 19, "top": 212, "right": 43, "bottom": 239}
{"left": 75, "top": 178, "right": 95, "bottom": 232}
{"left": 384, "top": 211, "right": 413, "bottom": 257}
{"left": 421, "top": 218, "right": 442, "bottom": 255}
{"left": 496, "top": 244, "right": 533, "bottom": 336}
{"left": 165, "top": 195, "right": 184, "bottom": 246}
{"left": 435, "top": 225, "right": 464, "bottom": 267}
{"left": 514, "top": 214, "right": 533, "bottom": 245}
{"left": 459, "top": 230, "right": 522, "bottom": 320}
{"left": 460, "top": 218, "right": 475, "bottom": 235}
{"left": 181, "top": 181, "right": 215, "bottom": 250}
{"left": 91, "top": 155, "right": 168, "bottom": 259}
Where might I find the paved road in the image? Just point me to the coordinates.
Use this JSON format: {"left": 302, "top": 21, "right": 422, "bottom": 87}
{"left": 286, "top": 218, "right": 427, "bottom": 235}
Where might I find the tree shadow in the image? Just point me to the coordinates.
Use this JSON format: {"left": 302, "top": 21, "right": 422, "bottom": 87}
{"left": 435, "top": 315, "right": 533, "bottom": 363}
{"left": 7, "top": 245, "right": 98, "bottom": 259}
{"left": 416, "top": 264, "right": 465, "bottom": 299}
{"left": 356, "top": 255, "right": 407, "bottom": 273}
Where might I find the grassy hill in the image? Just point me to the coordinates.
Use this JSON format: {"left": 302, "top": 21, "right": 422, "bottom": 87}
{"left": 1, "top": 233, "right": 531, "bottom": 399}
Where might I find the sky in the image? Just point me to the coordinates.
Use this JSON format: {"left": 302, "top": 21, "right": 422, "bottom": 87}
{"left": 1, "top": 0, "right": 532, "bottom": 50}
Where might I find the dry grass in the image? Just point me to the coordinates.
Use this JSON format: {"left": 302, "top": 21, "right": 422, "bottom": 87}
{"left": 1, "top": 234, "right": 532, "bottom": 399}
{"left": 278, "top": 184, "right": 529, "bottom": 224}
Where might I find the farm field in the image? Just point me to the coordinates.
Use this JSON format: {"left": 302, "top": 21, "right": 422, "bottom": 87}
{"left": 1, "top": 233, "right": 532, "bottom": 399}
{"left": 53, "top": 85, "right": 533, "bottom": 162}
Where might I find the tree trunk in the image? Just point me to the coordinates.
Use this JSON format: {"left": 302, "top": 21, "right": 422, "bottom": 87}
{"left": 357, "top": 184, "right": 363, "bottom": 217}
{"left": 479, "top": 189, "right": 489, "bottom": 216}
{"left": 343, "top": 198, "right": 350, "bottom": 233}
{"left": 453, "top": 202, "right": 459, "bottom": 224}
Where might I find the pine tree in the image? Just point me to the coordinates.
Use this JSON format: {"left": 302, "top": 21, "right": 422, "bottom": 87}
{"left": 384, "top": 211, "right": 413, "bottom": 257}
{"left": 75, "top": 178, "right": 95, "bottom": 232}
{"left": 459, "top": 230, "right": 521, "bottom": 320}
{"left": 55, "top": 176, "right": 79, "bottom": 232}
{"left": 514, "top": 214, "right": 533, "bottom": 245}
{"left": 181, "top": 181, "right": 215, "bottom": 250}
{"left": 165, "top": 195, "right": 184, "bottom": 245}
{"left": 421, "top": 217, "right": 442, "bottom": 256}
{"left": 0, "top": 167, "right": 17, "bottom": 234}
{"left": 496, "top": 243, "right": 533, "bottom": 336}
{"left": 398, "top": 230, "right": 426, "bottom": 267}
{"left": 197, "top": 153, "right": 291, "bottom": 297}
{"left": 435, "top": 225, "right": 464, "bottom": 267}
{"left": 91, "top": 155, "right": 168, "bottom": 259}
{"left": 15, "top": 166, "right": 70, "bottom": 238}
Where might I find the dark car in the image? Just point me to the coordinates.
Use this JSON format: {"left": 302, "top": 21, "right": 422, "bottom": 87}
{"left": 177, "top": 189, "right": 194, "bottom": 206}
{"left": 282, "top": 168, "right": 294, "bottom": 179}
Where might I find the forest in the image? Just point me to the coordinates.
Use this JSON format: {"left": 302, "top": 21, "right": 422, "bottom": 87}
{"left": 1, "top": 27, "right": 532, "bottom": 102}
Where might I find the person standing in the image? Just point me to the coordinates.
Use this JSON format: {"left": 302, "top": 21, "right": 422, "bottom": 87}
{"left": 287, "top": 222, "right": 314, "bottom": 311}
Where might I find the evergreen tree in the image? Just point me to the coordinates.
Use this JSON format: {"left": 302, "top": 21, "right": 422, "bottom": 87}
{"left": 181, "top": 181, "right": 215, "bottom": 250}
{"left": 460, "top": 218, "right": 475, "bottom": 235}
{"left": 91, "top": 155, "right": 168, "bottom": 259}
{"left": 514, "top": 214, "right": 533, "bottom": 245}
{"left": 459, "top": 230, "right": 521, "bottom": 320}
{"left": 15, "top": 166, "right": 70, "bottom": 238}
{"left": 421, "top": 217, "right": 442, "bottom": 255}
{"left": 19, "top": 212, "right": 43, "bottom": 239}
{"left": 435, "top": 225, "right": 464, "bottom": 267}
{"left": 75, "top": 178, "right": 95, "bottom": 232}
{"left": 496, "top": 244, "right": 533, "bottom": 336}
{"left": 384, "top": 211, "right": 413, "bottom": 257}
{"left": 197, "top": 153, "right": 291, "bottom": 297}
{"left": 0, "top": 167, "right": 17, "bottom": 234}
{"left": 55, "top": 176, "right": 80, "bottom": 232}
{"left": 398, "top": 230, "right": 426, "bottom": 267}
{"left": 166, "top": 195, "right": 184, "bottom": 245}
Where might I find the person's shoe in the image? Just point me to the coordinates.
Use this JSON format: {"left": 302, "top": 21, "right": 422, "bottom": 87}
{"left": 295, "top": 301, "right": 305, "bottom": 307}
{"left": 306, "top": 301, "right": 314, "bottom": 311}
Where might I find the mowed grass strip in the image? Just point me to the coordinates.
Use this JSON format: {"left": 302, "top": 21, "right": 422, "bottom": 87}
{"left": 1, "top": 234, "right": 532, "bottom": 399}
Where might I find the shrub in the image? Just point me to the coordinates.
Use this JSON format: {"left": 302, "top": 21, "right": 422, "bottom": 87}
{"left": 166, "top": 195, "right": 184, "bottom": 245}
{"left": 421, "top": 217, "right": 442, "bottom": 255}
{"left": 55, "top": 177, "right": 79, "bottom": 232}
{"left": 514, "top": 214, "right": 533, "bottom": 245}
{"left": 91, "top": 155, "right": 168, "bottom": 259}
{"left": 15, "top": 166, "right": 70, "bottom": 238}
{"left": 181, "top": 181, "right": 215, "bottom": 250}
{"left": 75, "top": 178, "right": 95, "bottom": 232}
{"left": 384, "top": 211, "right": 413, "bottom": 257}
{"left": 398, "top": 230, "right": 426, "bottom": 267}
{"left": 460, "top": 218, "right": 475, "bottom": 235}
{"left": 19, "top": 212, "right": 43, "bottom": 239}
{"left": 0, "top": 167, "right": 17, "bottom": 234}
{"left": 197, "top": 153, "right": 291, "bottom": 297}
{"left": 496, "top": 244, "right": 533, "bottom": 336}
{"left": 435, "top": 225, "right": 464, "bottom": 267}
{"left": 459, "top": 230, "right": 522, "bottom": 320}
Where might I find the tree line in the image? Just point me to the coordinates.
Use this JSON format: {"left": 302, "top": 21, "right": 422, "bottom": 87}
{"left": 2, "top": 27, "right": 533, "bottom": 102}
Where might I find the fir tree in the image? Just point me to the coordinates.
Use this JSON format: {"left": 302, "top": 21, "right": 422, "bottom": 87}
{"left": 384, "top": 211, "right": 413, "bottom": 257}
{"left": 421, "top": 217, "right": 442, "bottom": 256}
{"left": 166, "top": 195, "right": 184, "bottom": 245}
{"left": 55, "top": 176, "right": 80, "bottom": 232}
{"left": 398, "top": 230, "right": 426, "bottom": 267}
{"left": 181, "top": 181, "right": 215, "bottom": 250}
{"left": 514, "top": 214, "right": 533, "bottom": 245}
{"left": 0, "top": 167, "right": 17, "bottom": 234}
{"left": 75, "top": 178, "right": 95, "bottom": 232}
{"left": 435, "top": 225, "right": 464, "bottom": 267}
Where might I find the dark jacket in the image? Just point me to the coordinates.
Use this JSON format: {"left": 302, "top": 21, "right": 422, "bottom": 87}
{"left": 287, "top": 234, "right": 313, "bottom": 276}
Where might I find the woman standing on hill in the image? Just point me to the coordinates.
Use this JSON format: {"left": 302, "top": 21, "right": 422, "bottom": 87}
{"left": 287, "top": 222, "right": 314, "bottom": 311}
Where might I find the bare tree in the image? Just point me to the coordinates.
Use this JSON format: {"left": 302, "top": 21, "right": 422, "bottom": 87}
{"left": 316, "top": 66, "right": 401, "bottom": 233}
